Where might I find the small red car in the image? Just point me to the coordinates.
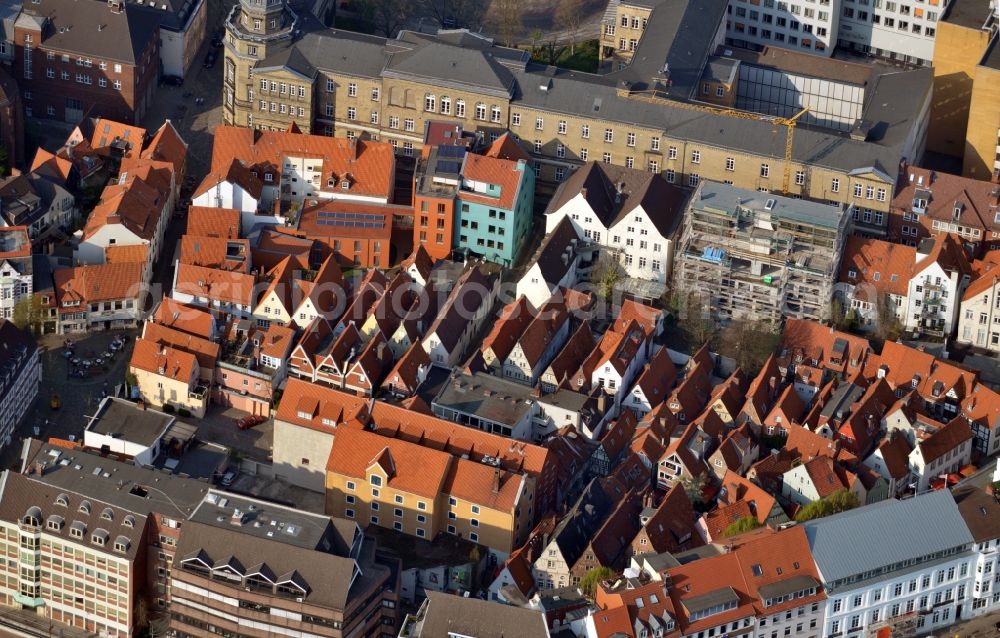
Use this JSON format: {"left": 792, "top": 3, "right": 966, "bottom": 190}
{"left": 236, "top": 415, "right": 267, "bottom": 430}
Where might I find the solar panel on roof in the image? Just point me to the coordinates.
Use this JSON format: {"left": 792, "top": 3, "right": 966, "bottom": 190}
{"left": 438, "top": 161, "right": 462, "bottom": 174}
{"left": 438, "top": 146, "right": 466, "bottom": 158}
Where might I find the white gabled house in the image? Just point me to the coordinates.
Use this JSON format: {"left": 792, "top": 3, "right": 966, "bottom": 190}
{"left": 543, "top": 161, "right": 688, "bottom": 284}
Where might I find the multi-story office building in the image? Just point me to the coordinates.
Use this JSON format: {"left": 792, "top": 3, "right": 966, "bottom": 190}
{"left": 954, "top": 485, "right": 1000, "bottom": 618}
{"left": 171, "top": 493, "right": 400, "bottom": 638}
{"left": 807, "top": 490, "right": 976, "bottom": 638}
{"left": 0, "top": 470, "right": 148, "bottom": 637}
{"left": 674, "top": 181, "right": 850, "bottom": 323}
{"left": 0, "top": 321, "right": 39, "bottom": 450}
{"left": 414, "top": 142, "right": 534, "bottom": 265}
{"left": 222, "top": 0, "right": 932, "bottom": 217}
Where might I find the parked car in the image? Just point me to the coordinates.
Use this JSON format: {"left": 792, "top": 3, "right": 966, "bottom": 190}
{"left": 220, "top": 471, "right": 236, "bottom": 487}
{"left": 237, "top": 414, "right": 266, "bottom": 430}
{"left": 161, "top": 74, "right": 183, "bottom": 86}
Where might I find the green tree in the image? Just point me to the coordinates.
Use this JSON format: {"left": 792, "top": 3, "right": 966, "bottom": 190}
{"left": 579, "top": 566, "right": 616, "bottom": 596}
{"left": 555, "top": 0, "right": 584, "bottom": 53}
{"left": 722, "top": 515, "right": 762, "bottom": 537}
{"left": 681, "top": 472, "right": 709, "bottom": 504}
{"left": 794, "top": 489, "right": 859, "bottom": 522}
{"left": 592, "top": 253, "right": 625, "bottom": 303}
{"left": 12, "top": 294, "right": 46, "bottom": 336}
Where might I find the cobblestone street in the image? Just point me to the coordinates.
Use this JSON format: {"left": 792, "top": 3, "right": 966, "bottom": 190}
{"left": 0, "top": 330, "right": 137, "bottom": 471}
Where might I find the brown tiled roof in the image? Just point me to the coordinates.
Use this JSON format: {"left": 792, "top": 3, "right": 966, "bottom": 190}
{"left": 186, "top": 206, "right": 241, "bottom": 239}
{"left": 425, "top": 267, "right": 494, "bottom": 353}
{"left": 704, "top": 500, "right": 755, "bottom": 538}
{"left": 296, "top": 201, "right": 396, "bottom": 240}
{"left": 481, "top": 296, "right": 535, "bottom": 363}
{"left": 633, "top": 348, "right": 677, "bottom": 408}
{"left": 640, "top": 484, "right": 702, "bottom": 553}
{"left": 875, "top": 433, "right": 913, "bottom": 480}
{"left": 401, "top": 244, "right": 435, "bottom": 282}
{"left": 545, "top": 161, "right": 688, "bottom": 238}
{"left": 612, "top": 299, "right": 662, "bottom": 340}
{"left": 258, "top": 323, "right": 296, "bottom": 360}
{"left": 917, "top": 416, "right": 974, "bottom": 464}
{"left": 871, "top": 340, "right": 977, "bottom": 403}
{"left": 193, "top": 159, "right": 265, "bottom": 201}
{"left": 546, "top": 322, "right": 596, "bottom": 388}
{"left": 517, "top": 298, "right": 570, "bottom": 367}
{"left": 892, "top": 167, "right": 1000, "bottom": 240}
{"left": 382, "top": 341, "right": 431, "bottom": 393}
{"left": 783, "top": 423, "right": 856, "bottom": 464}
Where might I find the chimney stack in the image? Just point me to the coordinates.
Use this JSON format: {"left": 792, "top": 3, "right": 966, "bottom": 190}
{"left": 492, "top": 468, "right": 500, "bottom": 494}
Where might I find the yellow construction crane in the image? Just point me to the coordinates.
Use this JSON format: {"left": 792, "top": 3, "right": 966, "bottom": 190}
{"left": 624, "top": 89, "right": 809, "bottom": 194}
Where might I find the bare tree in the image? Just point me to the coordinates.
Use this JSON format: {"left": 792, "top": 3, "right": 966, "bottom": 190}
{"left": 555, "top": 0, "right": 584, "bottom": 54}
{"left": 672, "top": 290, "right": 717, "bottom": 349}
{"left": 489, "top": 0, "right": 521, "bottom": 46}
{"left": 718, "top": 319, "right": 780, "bottom": 376}
{"left": 872, "top": 292, "right": 903, "bottom": 343}
{"left": 371, "top": 0, "right": 413, "bottom": 36}
{"left": 592, "top": 253, "right": 625, "bottom": 303}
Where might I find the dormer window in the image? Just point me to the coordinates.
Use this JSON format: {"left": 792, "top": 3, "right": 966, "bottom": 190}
{"left": 78, "top": 500, "right": 91, "bottom": 515}
{"left": 100, "top": 508, "right": 114, "bottom": 521}
{"left": 55, "top": 494, "right": 69, "bottom": 507}
{"left": 264, "top": 173, "right": 273, "bottom": 182}
{"left": 341, "top": 180, "right": 350, "bottom": 189}
{"left": 327, "top": 178, "right": 335, "bottom": 187}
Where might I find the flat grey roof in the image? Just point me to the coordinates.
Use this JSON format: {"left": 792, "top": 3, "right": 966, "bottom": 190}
{"left": 417, "top": 591, "right": 550, "bottom": 638}
{"left": 803, "top": 490, "right": 974, "bottom": 585}
{"left": 188, "top": 490, "right": 350, "bottom": 552}
{"left": 693, "top": 180, "right": 846, "bottom": 229}
{"left": 21, "top": 440, "right": 211, "bottom": 520}
{"left": 86, "top": 398, "right": 173, "bottom": 448}
{"left": 942, "top": 0, "right": 996, "bottom": 29}
{"left": 433, "top": 372, "right": 533, "bottom": 427}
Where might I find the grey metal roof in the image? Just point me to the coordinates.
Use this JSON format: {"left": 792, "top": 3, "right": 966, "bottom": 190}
{"left": 432, "top": 371, "right": 533, "bottom": 427}
{"left": 758, "top": 574, "right": 820, "bottom": 600}
{"left": 803, "top": 490, "right": 975, "bottom": 585}
{"left": 683, "top": 586, "right": 739, "bottom": 614}
{"left": 607, "top": 0, "right": 729, "bottom": 99}
{"left": 383, "top": 42, "right": 517, "bottom": 98}
{"left": 0, "top": 0, "right": 19, "bottom": 43}
{"left": 263, "top": 30, "right": 390, "bottom": 79}
{"left": 130, "top": 0, "right": 203, "bottom": 33}
{"left": 511, "top": 63, "right": 932, "bottom": 175}
{"left": 693, "top": 180, "right": 846, "bottom": 229}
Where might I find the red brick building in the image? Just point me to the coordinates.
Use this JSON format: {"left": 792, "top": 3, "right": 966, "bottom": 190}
{"left": 13, "top": 0, "right": 160, "bottom": 125}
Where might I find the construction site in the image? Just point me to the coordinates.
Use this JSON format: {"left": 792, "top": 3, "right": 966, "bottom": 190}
{"left": 673, "top": 181, "right": 851, "bottom": 324}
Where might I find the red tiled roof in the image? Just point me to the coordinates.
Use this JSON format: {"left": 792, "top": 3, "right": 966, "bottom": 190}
{"left": 54, "top": 262, "right": 145, "bottom": 308}
{"left": 838, "top": 236, "right": 915, "bottom": 298}
{"left": 210, "top": 127, "right": 396, "bottom": 201}
{"left": 460, "top": 153, "right": 528, "bottom": 210}
{"left": 129, "top": 338, "right": 197, "bottom": 382}
{"left": 875, "top": 433, "right": 913, "bottom": 480}
{"left": 179, "top": 236, "right": 250, "bottom": 272}
{"left": 141, "top": 322, "right": 219, "bottom": 371}
{"left": 152, "top": 298, "right": 215, "bottom": 339}
{"left": 173, "top": 263, "right": 257, "bottom": 307}
{"left": 141, "top": 120, "right": 187, "bottom": 177}
{"left": 275, "top": 378, "right": 370, "bottom": 433}
{"left": 186, "top": 206, "right": 241, "bottom": 239}
{"left": 327, "top": 427, "right": 450, "bottom": 500}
